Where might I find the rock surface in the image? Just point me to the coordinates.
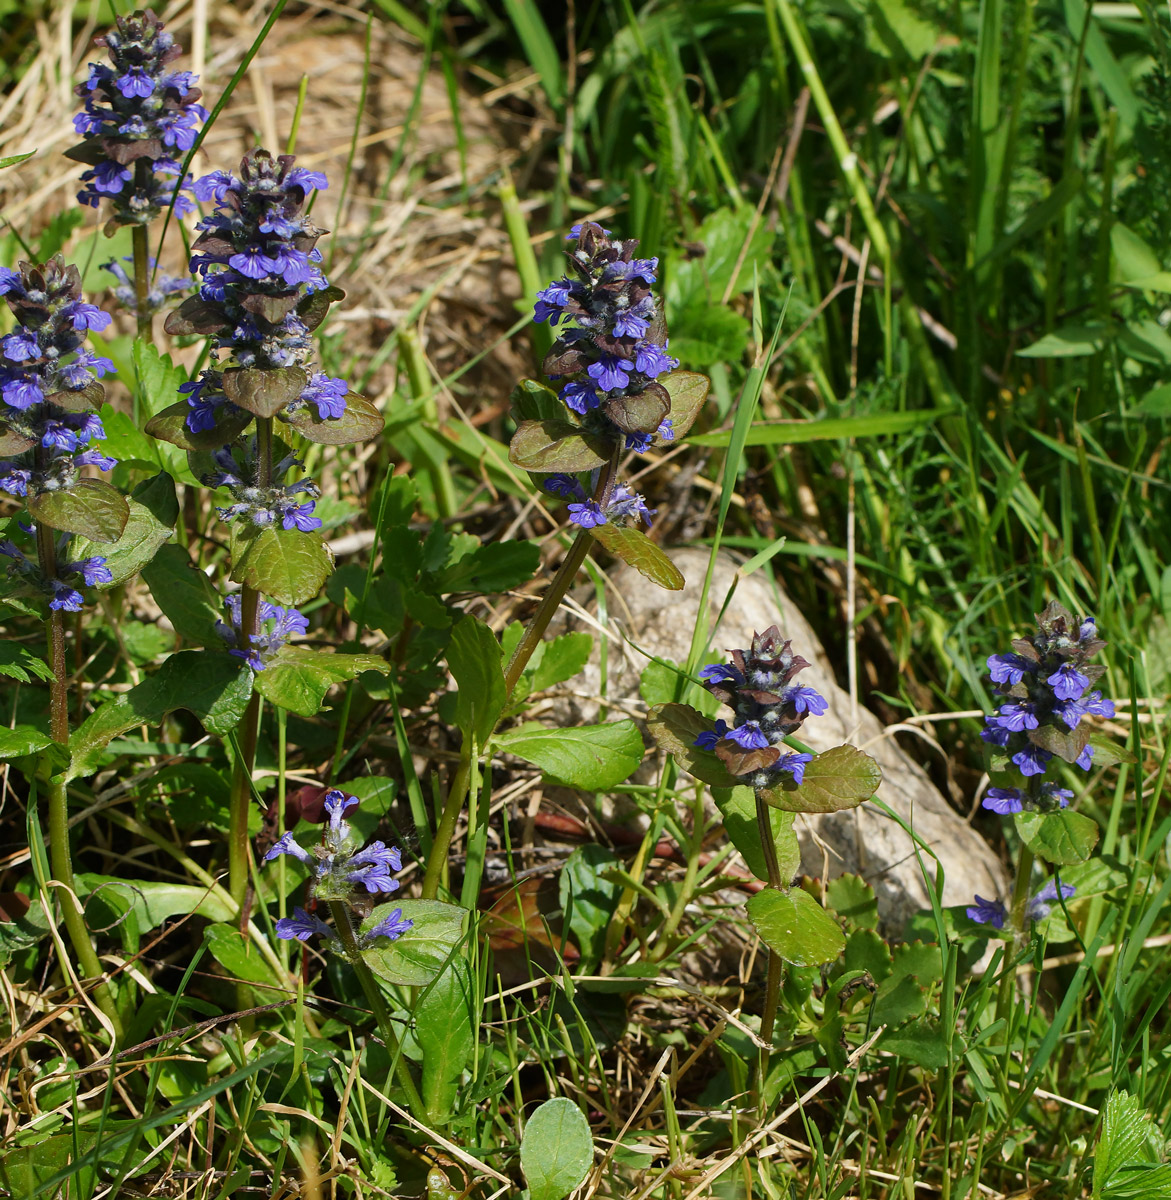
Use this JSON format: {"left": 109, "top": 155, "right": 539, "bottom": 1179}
{"left": 554, "top": 547, "right": 1008, "bottom": 932}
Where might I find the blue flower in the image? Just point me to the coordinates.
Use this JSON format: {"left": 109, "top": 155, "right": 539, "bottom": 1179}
{"left": 362, "top": 908, "right": 414, "bottom": 944}
{"left": 345, "top": 842, "right": 404, "bottom": 893}
{"left": 633, "top": 340, "right": 677, "bottom": 379}
{"left": 727, "top": 721, "right": 769, "bottom": 750}
{"left": 102, "top": 257, "right": 190, "bottom": 318}
{"left": 1026, "top": 879, "right": 1076, "bottom": 922}
{"left": 993, "top": 702, "right": 1039, "bottom": 732}
{"left": 544, "top": 474, "right": 585, "bottom": 500}
{"left": 263, "top": 831, "right": 317, "bottom": 868}
{"left": 587, "top": 355, "right": 634, "bottom": 393}
{"left": 1039, "top": 782, "right": 1073, "bottom": 808}
{"left": 48, "top": 580, "right": 85, "bottom": 611}
{"left": 1083, "top": 691, "right": 1114, "bottom": 718}
{"left": 216, "top": 595, "right": 308, "bottom": 671}
{"left": 693, "top": 719, "right": 729, "bottom": 750}
{"left": 568, "top": 499, "right": 607, "bottom": 528}
{"left": 567, "top": 222, "right": 611, "bottom": 238}
{"left": 1012, "top": 744, "right": 1053, "bottom": 777}
{"left": 606, "top": 483, "right": 655, "bottom": 526}
{"left": 280, "top": 500, "right": 323, "bottom": 533}
{"left": 966, "top": 895, "right": 1007, "bottom": 929}
{"left": 987, "top": 653, "right": 1037, "bottom": 686}
{"left": 275, "top": 907, "right": 335, "bottom": 943}
{"left": 699, "top": 663, "right": 745, "bottom": 687}
{"left": 982, "top": 787, "right": 1024, "bottom": 815}
{"left": 1047, "top": 663, "right": 1090, "bottom": 701}
{"left": 1076, "top": 744, "right": 1094, "bottom": 771}
{"left": 784, "top": 685, "right": 828, "bottom": 716}
{"left": 775, "top": 752, "right": 814, "bottom": 784}
{"left": 534, "top": 279, "right": 575, "bottom": 324}
{"left": 979, "top": 721, "right": 1012, "bottom": 748}
{"left": 1053, "top": 697, "right": 1086, "bottom": 730}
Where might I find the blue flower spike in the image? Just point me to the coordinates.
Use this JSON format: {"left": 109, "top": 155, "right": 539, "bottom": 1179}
{"left": 979, "top": 601, "right": 1113, "bottom": 816}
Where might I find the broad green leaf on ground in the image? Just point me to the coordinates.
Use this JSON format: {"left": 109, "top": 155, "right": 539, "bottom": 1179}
{"left": 496, "top": 720, "right": 643, "bottom": 790}
{"left": 1015, "top": 809, "right": 1099, "bottom": 866}
{"left": 68, "top": 651, "right": 253, "bottom": 780}
{"left": 509, "top": 420, "right": 611, "bottom": 471}
{"left": 30, "top": 478, "right": 129, "bottom": 543}
{"left": 559, "top": 845, "right": 622, "bottom": 963}
{"left": 76, "top": 875, "right": 233, "bottom": 933}
{"left": 252, "top": 647, "right": 390, "bottom": 717}
{"left": 879, "top": 1017, "right": 950, "bottom": 1071}
{"left": 360, "top": 900, "right": 467, "bottom": 987}
{"left": 415, "top": 957, "right": 475, "bottom": 1126}
{"left": 529, "top": 631, "right": 593, "bottom": 692}
{"left": 132, "top": 340, "right": 186, "bottom": 417}
{"left": 229, "top": 524, "right": 333, "bottom": 605}
{"left": 646, "top": 703, "right": 741, "bottom": 787}
{"left": 748, "top": 887, "right": 845, "bottom": 966}
{"left": 435, "top": 539, "right": 542, "bottom": 594}
{"left": 141, "top": 543, "right": 224, "bottom": 645}
{"left": 588, "top": 523, "right": 685, "bottom": 590}
{"left": 520, "top": 1097, "right": 594, "bottom": 1200}
{"left": 759, "top": 745, "right": 881, "bottom": 813}
{"left": 203, "top": 923, "right": 284, "bottom": 993}
{"left": 0, "top": 645, "right": 54, "bottom": 684}
{"left": 714, "top": 786, "right": 801, "bottom": 884}
{"left": 447, "top": 614, "right": 506, "bottom": 743}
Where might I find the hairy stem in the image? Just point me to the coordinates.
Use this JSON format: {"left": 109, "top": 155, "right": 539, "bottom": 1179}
{"left": 228, "top": 418, "right": 274, "bottom": 909}
{"left": 328, "top": 899, "right": 425, "bottom": 1117}
{"left": 755, "top": 791, "right": 785, "bottom": 1050}
{"left": 993, "top": 842, "right": 1035, "bottom": 1047}
{"left": 35, "top": 516, "right": 123, "bottom": 1039}
{"left": 131, "top": 159, "right": 154, "bottom": 343}
{"left": 421, "top": 448, "right": 622, "bottom": 901}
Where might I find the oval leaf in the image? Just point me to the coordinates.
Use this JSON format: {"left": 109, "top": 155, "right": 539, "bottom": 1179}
{"left": 229, "top": 525, "right": 333, "bottom": 605}
{"left": 145, "top": 400, "right": 253, "bottom": 452}
{"left": 1015, "top": 809, "right": 1099, "bottom": 866}
{"left": 495, "top": 720, "right": 644, "bottom": 791}
{"left": 252, "top": 647, "right": 390, "bottom": 718}
{"left": 360, "top": 899, "right": 467, "bottom": 987}
{"left": 646, "top": 703, "right": 741, "bottom": 788}
{"left": 748, "top": 886, "right": 845, "bottom": 966}
{"left": 0, "top": 425, "right": 36, "bottom": 454}
{"left": 509, "top": 419, "right": 612, "bottom": 472}
{"left": 283, "top": 393, "right": 383, "bottom": 445}
{"left": 67, "top": 496, "right": 172, "bottom": 587}
{"left": 588, "top": 523, "right": 684, "bottom": 590}
{"left": 520, "top": 1097, "right": 594, "bottom": 1200}
{"left": 29, "top": 478, "right": 129, "bottom": 543}
{"left": 660, "top": 370, "right": 711, "bottom": 439}
{"left": 758, "top": 744, "right": 881, "bottom": 813}
{"left": 221, "top": 366, "right": 308, "bottom": 419}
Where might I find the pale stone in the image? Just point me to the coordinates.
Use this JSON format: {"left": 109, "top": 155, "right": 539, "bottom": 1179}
{"left": 554, "top": 547, "right": 1007, "bottom": 931}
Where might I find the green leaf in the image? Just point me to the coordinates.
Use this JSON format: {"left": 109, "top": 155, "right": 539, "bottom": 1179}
{"left": 496, "top": 720, "right": 644, "bottom": 790}
{"left": 203, "top": 923, "right": 283, "bottom": 992}
{"left": 252, "top": 647, "right": 390, "bottom": 718}
{"left": 1131, "top": 384, "right": 1171, "bottom": 418}
{"left": 132, "top": 340, "right": 187, "bottom": 418}
{"left": 141, "top": 543, "right": 224, "bottom": 645}
{"left": 0, "top": 150, "right": 34, "bottom": 170}
{"left": 229, "top": 525, "right": 333, "bottom": 605}
{"left": 559, "top": 845, "right": 622, "bottom": 963}
{"left": 221, "top": 365, "right": 307, "bottom": 419}
{"left": 29, "top": 478, "right": 129, "bottom": 543}
{"left": 1112, "top": 223, "right": 1163, "bottom": 283}
{"left": 415, "top": 958, "right": 475, "bottom": 1126}
{"left": 68, "top": 652, "right": 253, "bottom": 780}
{"left": 688, "top": 407, "right": 953, "bottom": 448}
{"left": 588, "top": 523, "right": 685, "bottom": 590}
{"left": 360, "top": 899, "right": 467, "bottom": 987}
{"left": 1015, "top": 809, "right": 1099, "bottom": 866}
{"left": 0, "top": 725, "right": 56, "bottom": 760}
{"left": 69, "top": 490, "right": 174, "bottom": 588}
{"left": 447, "top": 615, "right": 506, "bottom": 744}
{"left": 434, "top": 539, "right": 541, "bottom": 594}
{"left": 747, "top": 887, "right": 845, "bottom": 966}
{"left": 879, "top": 1017, "right": 950, "bottom": 1071}
{"left": 759, "top": 745, "right": 882, "bottom": 813}
{"left": 660, "top": 370, "right": 711, "bottom": 439}
{"left": 510, "top": 378, "right": 564, "bottom": 422}
{"left": 76, "top": 875, "right": 233, "bottom": 932}
{"left": 508, "top": 420, "right": 612, "bottom": 472}
{"left": 714, "top": 786, "right": 800, "bottom": 885}
{"left": 826, "top": 874, "right": 879, "bottom": 930}
{"left": 0, "top": 644, "right": 54, "bottom": 684}
{"left": 646, "top": 703, "right": 741, "bottom": 787}
{"left": 530, "top": 632, "right": 593, "bottom": 692}
{"left": 520, "top": 1097, "right": 594, "bottom": 1200}
{"left": 1017, "top": 323, "right": 1108, "bottom": 358}
{"left": 283, "top": 392, "right": 384, "bottom": 445}
{"left": 0, "top": 894, "right": 54, "bottom": 969}
{"left": 1086, "top": 732, "right": 1137, "bottom": 768}
{"left": 1093, "top": 1090, "right": 1171, "bottom": 1200}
